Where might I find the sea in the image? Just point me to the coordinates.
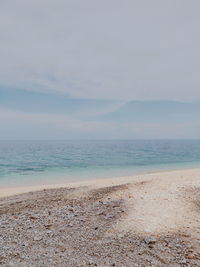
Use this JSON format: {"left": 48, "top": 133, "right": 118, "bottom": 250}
{"left": 0, "top": 140, "right": 200, "bottom": 187}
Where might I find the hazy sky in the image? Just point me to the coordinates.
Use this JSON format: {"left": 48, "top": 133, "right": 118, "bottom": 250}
{"left": 0, "top": 1, "right": 200, "bottom": 139}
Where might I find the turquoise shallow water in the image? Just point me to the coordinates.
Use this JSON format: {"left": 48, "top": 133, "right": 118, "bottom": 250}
{"left": 0, "top": 140, "right": 200, "bottom": 187}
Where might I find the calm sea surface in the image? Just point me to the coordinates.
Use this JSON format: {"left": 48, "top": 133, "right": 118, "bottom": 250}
{"left": 0, "top": 140, "right": 200, "bottom": 187}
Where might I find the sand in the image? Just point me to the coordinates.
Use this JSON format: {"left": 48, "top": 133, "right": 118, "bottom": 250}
{"left": 1, "top": 168, "right": 200, "bottom": 266}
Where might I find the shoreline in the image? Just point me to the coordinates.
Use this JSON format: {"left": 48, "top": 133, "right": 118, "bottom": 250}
{"left": 1, "top": 167, "right": 200, "bottom": 198}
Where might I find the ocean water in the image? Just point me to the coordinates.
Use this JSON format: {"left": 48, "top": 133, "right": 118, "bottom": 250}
{"left": 0, "top": 140, "right": 200, "bottom": 187}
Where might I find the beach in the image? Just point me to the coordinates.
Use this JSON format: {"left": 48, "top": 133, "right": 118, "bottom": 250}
{"left": 1, "top": 0, "right": 200, "bottom": 265}
{"left": 1, "top": 168, "right": 200, "bottom": 266}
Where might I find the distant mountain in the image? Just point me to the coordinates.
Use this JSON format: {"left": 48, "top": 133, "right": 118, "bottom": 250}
{"left": 1, "top": 88, "right": 200, "bottom": 124}
{"left": 99, "top": 101, "right": 200, "bottom": 122}
{"left": 0, "top": 87, "right": 121, "bottom": 116}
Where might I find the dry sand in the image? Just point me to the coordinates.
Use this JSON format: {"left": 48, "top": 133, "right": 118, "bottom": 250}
{"left": 1, "top": 168, "right": 200, "bottom": 266}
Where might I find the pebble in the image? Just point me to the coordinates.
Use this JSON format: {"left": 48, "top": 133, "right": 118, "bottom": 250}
{"left": 33, "top": 235, "right": 43, "bottom": 241}
{"left": 144, "top": 237, "right": 157, "bottom": 245}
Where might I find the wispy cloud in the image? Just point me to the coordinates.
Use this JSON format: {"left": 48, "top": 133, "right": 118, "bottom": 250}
{"left": 0, "top": 1, "right": 200, "bottom": 100}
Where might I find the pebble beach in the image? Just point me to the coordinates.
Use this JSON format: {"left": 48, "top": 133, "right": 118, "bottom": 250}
{"left": 1, "top": 168, "right": 200, "bottom": 266}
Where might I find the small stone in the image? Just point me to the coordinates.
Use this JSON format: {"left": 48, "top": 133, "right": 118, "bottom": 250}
{"left": 187, "top": 254, "right": 194, "bottom": 259}
{"left": 106, "top": 215, "right": 115, "bottom": 219}
{"left": 144, "top": 237, "right": 156, "bottom": 245}
{"left": 30, "top": 216, "right": 38, "bottom": 220}
{"left": 33, "top": 235, "right": 43, "bottom": 241}
{"left": 44, "top": 224, "right": 52, "bottom": 229}
{"left": 22, "top": 242, "right": 29, "bottom": 247}
{"left": 180, "top": 259, "right": 187, "bottom": 264}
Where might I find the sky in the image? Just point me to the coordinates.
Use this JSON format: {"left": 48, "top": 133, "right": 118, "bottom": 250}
{"left": 0, "top": 0, "right": 200, "bottom": 139}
